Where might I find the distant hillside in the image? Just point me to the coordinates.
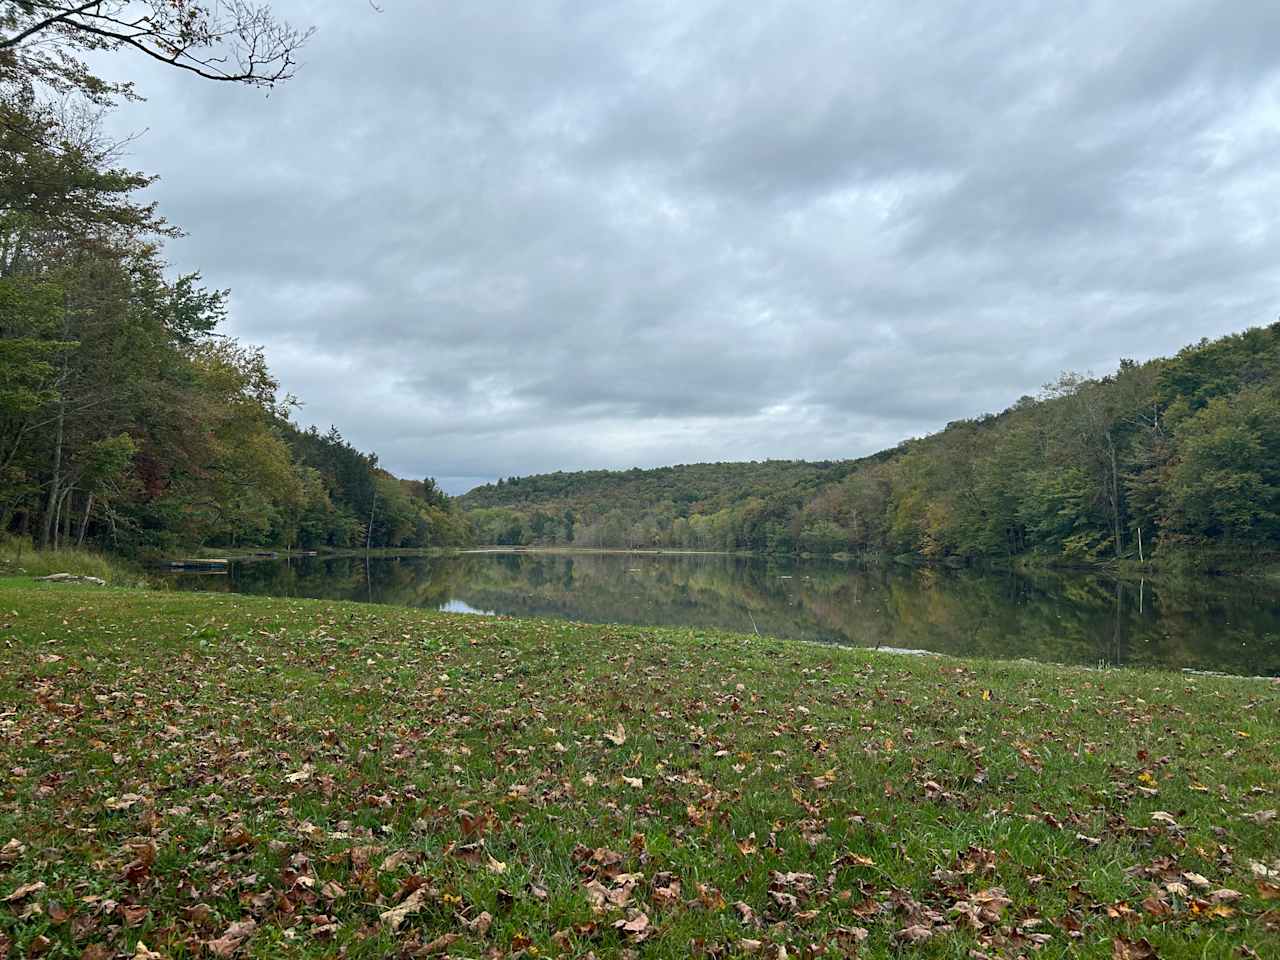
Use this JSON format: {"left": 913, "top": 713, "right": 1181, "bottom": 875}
{"left": 460, "top": 323, "right": 1280, "bottom": 566}
{"left": 458, "top": 458, "right": 886, "bottom": 549}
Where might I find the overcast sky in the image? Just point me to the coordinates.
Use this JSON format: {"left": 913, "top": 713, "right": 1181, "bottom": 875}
{"left": 99, "top": 1, "right": 1280, "bottom": 493}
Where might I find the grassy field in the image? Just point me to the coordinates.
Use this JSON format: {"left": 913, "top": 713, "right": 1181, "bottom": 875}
{"left": 0, "top": 582, "right": 1276, "bottom": 959}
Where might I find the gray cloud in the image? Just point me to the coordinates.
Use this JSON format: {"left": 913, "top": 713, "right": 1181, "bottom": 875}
{"left": 97, "top": 0, "right": 1280, "bottom": 492}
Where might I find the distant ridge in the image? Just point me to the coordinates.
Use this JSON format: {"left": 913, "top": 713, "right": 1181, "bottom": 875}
{"left": 458, "top": 323, "right": 1280, "bottom": 566}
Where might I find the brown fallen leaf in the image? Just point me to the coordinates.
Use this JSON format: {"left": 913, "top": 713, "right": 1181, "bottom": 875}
{"left": 896, "top": 923, "right": 933, "bottom": 943}
{"left": 1112, "top": 936, "right": 1159, "bottom": 959}
{"left": 834, "top": 926, "right": 869, "bottom": 947}
{"left": 0, "top": 839, "right": 23, "bottom": 865}
{"left": 3, "top": 881, "right": 44, "bottom": 902}
{"left": 1141, "top": 895, "right": 1173, "bottom": 918}
{"left": 613, "top": 910, "right": 650, "bottom": 940}
{"left": 220, "top": 826, "right": 253, "bottom": 851}
{"left": 584, "top": 877, "right": 637, "bottom": 911}
{"left": 604, "top": 723, "right": 627, "bottom": 746}
{"left": 379, "top": 849, "right": 415, "bottom": 873}
{"left": 414, "top": 933, "right": 460, "bottom": 956}
{"left": 380, "top": 888, "right": 427, "bottom": 931}
{"left": 459, "top": 809, "right": 495, "bottom": 838}
{"left": 206, "top": 918, "right": 257, "bottom": 957}
{"left": 952, "top": 886, "right": 1012, "bottom": 929}
{"left": 652, "top": 873, "right": 682, "bottom": 908}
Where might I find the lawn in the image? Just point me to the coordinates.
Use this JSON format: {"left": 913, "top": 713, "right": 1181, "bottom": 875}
{"left": 0, "top": 582, "right": 1276, "bottom": 958}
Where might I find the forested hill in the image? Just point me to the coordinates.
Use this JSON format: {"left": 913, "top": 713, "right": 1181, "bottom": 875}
{"left": 459, "top": 459, "right": 882, "bottom": 548}
{"left": 460, "top": 323, "right": 1280, "bottom": 565}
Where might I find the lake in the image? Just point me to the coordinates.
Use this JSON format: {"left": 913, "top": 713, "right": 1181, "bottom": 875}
{"left": 163, "top": 550, "right": 1280, "bottom": 676}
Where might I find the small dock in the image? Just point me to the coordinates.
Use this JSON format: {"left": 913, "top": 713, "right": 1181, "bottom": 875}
{"left": 166, "top": 558, "right": 230, "bottom": 570}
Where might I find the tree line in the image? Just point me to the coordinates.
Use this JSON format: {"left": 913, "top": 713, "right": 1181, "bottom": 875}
{"left": 460, "top": 324, "right": 1280, "bottom": 567}
{"left": 0, "top": 4, "right": 471, "bottom": 557}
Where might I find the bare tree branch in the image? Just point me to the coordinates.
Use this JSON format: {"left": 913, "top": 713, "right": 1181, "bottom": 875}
{"left": 0, "top": 2, "right": 103, "bottom": 50}
{"left": 2, "top": 2, "right": 313, "bottom": 87}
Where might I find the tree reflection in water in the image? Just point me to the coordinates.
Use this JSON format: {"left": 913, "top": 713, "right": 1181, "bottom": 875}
{"left": 167, "top": 552, "right": 1279, "bottom": 676}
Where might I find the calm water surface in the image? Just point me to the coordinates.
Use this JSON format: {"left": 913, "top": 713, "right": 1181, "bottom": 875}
{"left": 165, "top": 551, "right": 1280, "bottom": 676}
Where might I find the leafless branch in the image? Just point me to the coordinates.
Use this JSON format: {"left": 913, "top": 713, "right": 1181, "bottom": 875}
{"left": 2, "top": 2, "right": 313, "bottom": 87}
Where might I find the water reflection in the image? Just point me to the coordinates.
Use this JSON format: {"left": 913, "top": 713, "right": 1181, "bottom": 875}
{"left": 164, "top": 551, "right": 1279, "bottom": 676}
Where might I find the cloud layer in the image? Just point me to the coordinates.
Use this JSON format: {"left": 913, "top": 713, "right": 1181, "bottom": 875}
{"left": 100, "top": 1, "right": 1280, "bottom": 492}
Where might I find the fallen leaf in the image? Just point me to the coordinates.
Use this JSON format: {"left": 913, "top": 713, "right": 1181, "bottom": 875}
{"left": 613, "top": 910, "right": 650, "bottom": 939}
{"left": 3, "top": 881, "right": 44, "bottom": 902}
{"left": 604, "top": 723, "right": 627, "bottom": 746}
{"left": 896, "top": 924, "right": 933, "bottom": 943}
{"left": 416, "top": 933, "right": 460, "bottom": 956}
{"left": 380, "top": 888, "right": 426, "bottom": 931}
{"left": 1112, "top": 936, "right": 1159, "bottom": 959}
{"left": 206, "top": 918, "right": 257, "bottom": 957}
{"left": 0, "top": 840, "right": 23, "bottom": 865}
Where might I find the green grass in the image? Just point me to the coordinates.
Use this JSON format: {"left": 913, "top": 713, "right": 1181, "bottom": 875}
{"left": 0, "top": 538, "right": 147, "bottom": 587}
{"left": 0, "top": 582, "right": 1276, "bottom": 959}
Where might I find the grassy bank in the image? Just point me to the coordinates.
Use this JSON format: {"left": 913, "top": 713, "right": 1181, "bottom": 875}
{"left": 0, "top": 539, "right": 147, "bottom": 586}
{"left": 0, "top": 583, "right": 1276, "bottom": 959}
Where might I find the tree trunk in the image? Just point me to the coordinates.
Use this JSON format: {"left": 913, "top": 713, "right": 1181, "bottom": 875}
{"left": 62, "top": 488, "right": 73, "bottom": 546}
{"left": 76, "top": 493, "right": 94, "bottom": 546}
{"left": 1106, "top": 430, "right": 1122, "bottom": 559}
{"left": 39, "top": 302, "right": 71, "bottom": 549}
{"left": 39, "top": 397, "right": 65, "bottom": 548}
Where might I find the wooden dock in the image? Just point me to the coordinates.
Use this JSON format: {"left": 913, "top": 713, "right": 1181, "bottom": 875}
{"left": 165, "top": 558, "right": 230, "bottom": 570}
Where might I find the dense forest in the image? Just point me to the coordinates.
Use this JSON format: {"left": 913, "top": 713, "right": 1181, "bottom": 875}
{"left": 462, "top": 458, "right": 880, "bottom": 549}
{"left": 0, "top": 13, "right": 469, "bottom": 558}
{"left": 461, "top": 324, "right": 1280, "bottom": 567}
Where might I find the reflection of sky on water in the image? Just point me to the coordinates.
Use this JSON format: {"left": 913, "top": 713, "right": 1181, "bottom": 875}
{"left": 438, "top": 599, "right": 495, "bottom": 616}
